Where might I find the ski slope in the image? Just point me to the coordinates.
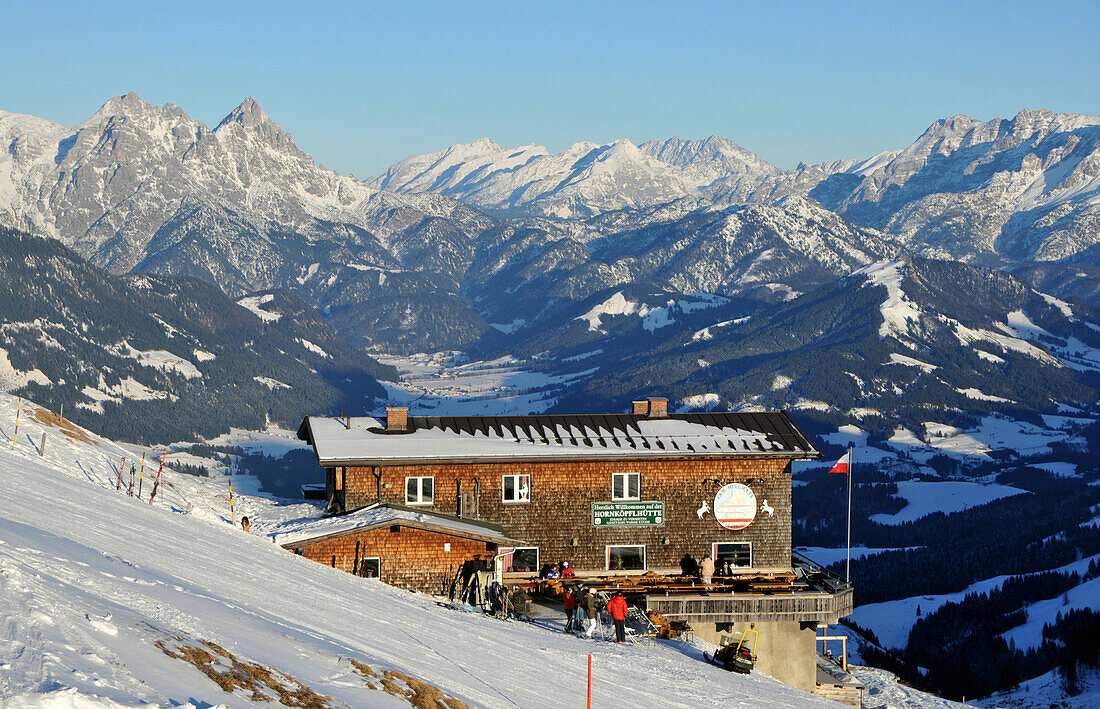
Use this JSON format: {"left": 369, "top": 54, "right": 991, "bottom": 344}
{"left": 0, "top": 392, "right": 973, "bottom": 707}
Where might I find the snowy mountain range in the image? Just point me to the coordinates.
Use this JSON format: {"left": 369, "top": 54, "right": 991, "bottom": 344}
{"left": 0, "top": 226, "right": 392, "bottom": 442}
{"left": 484, "top": 256, "right": 1100, "bottom": 428}
{"left": 3, "top": 96, "right": 1100, "bottom": 358}
{"left": 370, "top": 134, "right": 782, "bottom": 218}
{"left": 374, "top": 110, "right": 1100, "bottom": 269}
{"left": 0, "top": 93, "right": 493, "bottom": 350}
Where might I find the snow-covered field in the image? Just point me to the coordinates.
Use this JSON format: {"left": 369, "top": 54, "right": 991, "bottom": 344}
{"left": 0, "top": 391, "right": 994, "bottom": 707}
{"left": 373, "top": 353, "right": 594, "bottom": 416}
{"left": 868, "top": 480, "right": 1028, "bottom": 525}
{"left": 848, "top": 553, "right": 1100, "bottom": 652}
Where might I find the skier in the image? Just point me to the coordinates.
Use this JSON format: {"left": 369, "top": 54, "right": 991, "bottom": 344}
{"left": 563, "top": 585, "right": 577, "bottom": 632}
{"left": 607, "top": 591, "right": 629, "bottom": 643}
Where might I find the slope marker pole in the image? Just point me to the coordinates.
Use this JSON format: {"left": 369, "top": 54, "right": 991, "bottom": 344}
{"left": 587, "top": 653, "right": 592, "bottom": 709}
{"left": 13, "top": 399, "right": 21, "bottom": 446}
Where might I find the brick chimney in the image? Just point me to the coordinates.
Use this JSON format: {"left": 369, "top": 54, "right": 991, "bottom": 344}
{"left": 646, "top": 397, "right": 668, "bottom": 419}
{"left": 632, "top": 400, "right": 649, "bottom": 416}
{"left": 386, "top": 407, "right": 408, "bottom": 432}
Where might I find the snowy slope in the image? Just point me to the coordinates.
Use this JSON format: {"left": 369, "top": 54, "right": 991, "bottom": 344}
{"left": 6, "top": 390, "right": 942, "bottom": 708}
{"left": 0, "top": 391, "right": 979, "bottom": 708}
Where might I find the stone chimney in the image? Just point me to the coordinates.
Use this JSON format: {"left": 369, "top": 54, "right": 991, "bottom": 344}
{"left": 632, "top": 400, "right": 649, "bottom": 416}
{"left": 386, "top": 407, "right": 408, "bottom": 432}
{"left": 646, "top": 397, "right": 668, "bottom": 419}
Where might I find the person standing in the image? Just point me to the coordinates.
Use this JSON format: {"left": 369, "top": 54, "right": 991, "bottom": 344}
{"left": 563, "top": 585, "right": 577, "bottom": 632}
{"left": 581, "top": 585, "right": 599, "bottom": 638}
{"left": 701, "top": 554, "right": 715, "bottom": 585}
{"left": 607, "top": 591, "right": 629, "bottom": 643}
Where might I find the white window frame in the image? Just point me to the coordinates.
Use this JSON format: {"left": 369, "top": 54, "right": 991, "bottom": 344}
{"left": 359, "top": 557, "right": 381, "bottom": 578}
{"left": 506, "top": 546, "right": 539, "bottom": 573}
{"left": 502, "top": 473, "right": 531, "bottom": 504}
{"left": 405, "top": 476, "right": 434, "bottom": 506}
{"left": 611, "top": 472, "right": 640, "bottom": 501}
{"left": 606, "top": 544, "right": 647, "bottom": 571}
{"left": 712, "top": 542, "right": 752, "bottom": 569}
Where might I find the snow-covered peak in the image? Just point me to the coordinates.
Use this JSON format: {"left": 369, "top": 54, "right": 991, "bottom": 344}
{"left": 88, "top": 91, "right": 154, "bottom": 121}
{"left": 640, "top": 134, "right": 780, "bottom": 183}
{"left": 215, "top": 95, "right": 273, "bottom": 130}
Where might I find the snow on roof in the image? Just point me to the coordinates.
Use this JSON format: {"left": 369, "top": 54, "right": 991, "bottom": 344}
{"left": 272, "top": 504, "right": 523, "bottom": 547}
{"left": 298, "top": 411, "right": 820, "bottom": 465}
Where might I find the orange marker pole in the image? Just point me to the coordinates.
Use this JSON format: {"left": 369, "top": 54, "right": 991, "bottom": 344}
{"left": 587, "top": 654, "right": 592, "bottom": 709}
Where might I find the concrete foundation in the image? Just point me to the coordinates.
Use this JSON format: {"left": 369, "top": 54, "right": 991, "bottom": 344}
{"left": 694, "top": 621, "right": 818, "bottom": 692}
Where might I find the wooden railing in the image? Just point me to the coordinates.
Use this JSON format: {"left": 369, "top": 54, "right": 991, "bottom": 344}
{"left": 646, "top": 586, "right": 853, "bottom": 624}
{"left": 645, "top": 552, "right": 855, "bottom": 624}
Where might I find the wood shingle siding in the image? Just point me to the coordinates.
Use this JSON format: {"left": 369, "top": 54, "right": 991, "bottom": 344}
{"left": 343, "top": 456, "right": 792, "bottom": 571}
{"left": 294, "top": 525, "right": 497, "bottom": 594}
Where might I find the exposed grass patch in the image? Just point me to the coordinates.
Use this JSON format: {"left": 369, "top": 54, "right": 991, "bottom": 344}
{"left": 155, "top": 636, "right": 331, "bottom": 707}
{"left": 350, "top": 659, "right": 469, "bottom": 708}
{"left": 29, "top": 405, "right": 96, "bottom": 445}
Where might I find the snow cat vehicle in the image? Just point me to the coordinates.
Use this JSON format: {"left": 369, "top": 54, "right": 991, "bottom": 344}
{"left": 704, "top": 623, "right": 759, "bottom": 674}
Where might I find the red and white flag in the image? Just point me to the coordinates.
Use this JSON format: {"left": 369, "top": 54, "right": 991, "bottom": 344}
{"left": 828, "top": 451, "right": 851, "bottom": 474}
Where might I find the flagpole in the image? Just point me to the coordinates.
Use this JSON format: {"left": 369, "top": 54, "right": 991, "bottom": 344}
{"left": 846, "top": 443, "right": 853, "bottom": 583}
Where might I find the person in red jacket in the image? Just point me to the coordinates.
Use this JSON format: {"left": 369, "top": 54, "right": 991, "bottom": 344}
{"left": 563, "top": 585, "right": 578, "bottom": 632}
{"left": 607, "top": 591, "right": 629, "bottom": 643}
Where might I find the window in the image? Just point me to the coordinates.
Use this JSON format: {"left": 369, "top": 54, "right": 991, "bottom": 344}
{"left": 713, "top": 542, "right": 752, "bottom": 569}
{"left": 503, "top": 547, "right": 539, "bottom": 573}
{"left": 612, "top": 472, "right": 640, "bottom": 501}
{"left": 405, "top": 476, "right": 434, "bottom": 505}
{"left": 502, "top": 474, "right": 531, "bottom": 503}
{"left": 607, "top": 545, "right": 646, "bottom": 571}
{"left": 358, "top": 557, "right": 380, "bottom": 578}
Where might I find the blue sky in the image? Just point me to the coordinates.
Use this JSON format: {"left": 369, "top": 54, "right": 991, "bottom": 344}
{"left": 4, "top": 1, "right": 1098, "bottom": 177}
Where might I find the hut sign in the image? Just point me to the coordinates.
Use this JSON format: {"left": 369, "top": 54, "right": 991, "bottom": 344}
{"left": 591, "top": 501, "right": 665, "bottom": 527}
{"left": 714, "top": 483, "right": 757, "bottom": 530}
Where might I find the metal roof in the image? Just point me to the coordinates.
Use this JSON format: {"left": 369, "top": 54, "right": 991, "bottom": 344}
{"left": 272, "top": 503, "right": 524, "bottom": 548}
{"left": 297, "top": 411, "right": 820, "bottom": 465}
